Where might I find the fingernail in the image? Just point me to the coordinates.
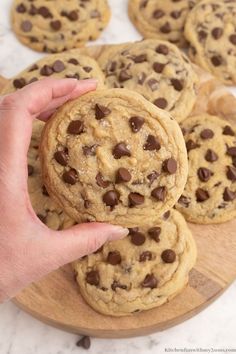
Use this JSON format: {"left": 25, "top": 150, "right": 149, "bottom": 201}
{"left": 79, "top": 78, "right": 98, "bottom": 84}
{"left": 109, "top": 226, "right": 129, "bottom": 241}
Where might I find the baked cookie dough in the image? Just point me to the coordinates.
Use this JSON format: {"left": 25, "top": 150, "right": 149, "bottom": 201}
{"left": 73, "top": 209, "right": 197, "bottom": 316}
{"left": 11, "top": 0, "right": 110, "bottom": 53}
{"left": 40, "top": 89, "right": 188, "bottom": 228}
{"left": 176, "top": 114, "right": 236, "bottom": 224}
{"left": 98, "top": 39, "right": 198, "bottom": 122}
{"left": 128, "top": 0, "right": 199, "bottom": 47}
{"left": 28, "top": 121, "right": 75, "bottom": 230}
{"left": 185, "top": 0, "right": 236, "bottom": 85}
{"left": 1, "top": 50, "right": 105, "bottom": 94}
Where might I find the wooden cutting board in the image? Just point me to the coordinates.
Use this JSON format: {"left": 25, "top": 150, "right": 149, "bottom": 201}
{"left": 0, "top": 47, "right": 236, "bottom": 338}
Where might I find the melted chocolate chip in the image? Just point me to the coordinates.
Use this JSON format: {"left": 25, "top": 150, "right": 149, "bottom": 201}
{"left": 96, "top": 173, "right": 110, "bottom": 188}
{"left": 112, "top": 143, "right": 131, "bottom": 159}
{"left": 54, "top": 150, "right": 68, "bottom": 166}
{"left": 67, "top": 120, "right": 84, "bottom": 134}
{"left": 95, "top": 104, "right": 111, "bottom": 120}
{"left": 161, "top": 249, "right": 176, "bottom": 263}
{"left": 107, "top": 251, "right": 122, "bottom": 265}
{"left": 143, "top": 135, "right": 161, "bottom": 151}
{"left": 116, "top": 168, "right": 131, "bottom": 183}
{"left": 141, "top": 274, "right": 158, "bottom": 289}
{"left": 151, "top": 187, "right": 167, "bottom": 201}
{"left": 62, "top": 169, "right": 78, "bottom": 185}
{"left": 129, "top": 116, "right": 144, "bottom": 133}
{"left": 162, "top": 158, "right": 177, "bottom": 174}
{"left": 198, "top": 167, "right": 212, "bottom": 182}
{"left": 227, "top": 166, "right": 236, "bottom": 181}
{"left": 86, "top": 270, "right": 99, "bottom": 286}
{"left": 196, "top": 188, "right": 210, "bottom": 202}
{"left": 129, "top": 193, "right": 144, "bottom": 207}
{"left": 103, "top": 190, "right": 120, "bottom": 208}
{"left": 148, "top": 227, "right": 161, "bottom": 242}
{"left": 28, "top": 164, "right": 34, "bottom": 176}
{"left": 153, "top": 97, "right": 168, "bottom": 109}
{"left": 200, "top": 129, "right": 214, "bottom": 139}
{"left": 130, "top": 232, "right": 146, "bottom": 246}
{"left": 205, "top": 149, "right": 218, "bottom": 162}
{"left": 139, "top": 251, "right": 152, "bottom": 262}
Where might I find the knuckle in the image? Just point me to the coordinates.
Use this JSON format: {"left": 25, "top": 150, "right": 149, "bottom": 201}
{"left": 0, "top": 93, "right": 17, "bottom": 108}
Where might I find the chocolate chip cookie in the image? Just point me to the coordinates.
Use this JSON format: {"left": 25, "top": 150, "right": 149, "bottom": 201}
{"left": 28, "top": 121, "right": 75, "bottom": 230}
{"left": 176, "top": 114, "right": 236, "bottom": 224}
{"left": 40, "top": 89, "right": 188, "bottom": 227}
{"left": 11, "top": 0, "right": 111, "bottom": 53}
{"left": 1, "top": 50, "right": 105, "bottom": 94}
{"left": 73, "top": 209, "right": 197, "bottom": 316}
{"left": 128, "top": 0, "right": 200, "bottom": 48}
{"left": 185, "top": 0, "right": 236, "bottom": 85}
{"left": 98, "top": 40, "right": 198, "bottom": 122}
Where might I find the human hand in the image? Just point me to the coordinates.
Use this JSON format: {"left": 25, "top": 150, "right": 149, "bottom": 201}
{"left": 0, "top": 78, "right": 128, "bottom": 302}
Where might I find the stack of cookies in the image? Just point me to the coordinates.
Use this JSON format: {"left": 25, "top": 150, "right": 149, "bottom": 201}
{"left": 2, "top": 0, "right": 236, "bottom": 317}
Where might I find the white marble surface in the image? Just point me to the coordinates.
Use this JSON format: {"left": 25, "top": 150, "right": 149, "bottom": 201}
{"left": 0, "top": 0, "right": 236, "bottom": 353}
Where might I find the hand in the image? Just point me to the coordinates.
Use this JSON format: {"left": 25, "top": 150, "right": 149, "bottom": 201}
{"left": 0, "top": 78, "right": 128, "bottom": 302}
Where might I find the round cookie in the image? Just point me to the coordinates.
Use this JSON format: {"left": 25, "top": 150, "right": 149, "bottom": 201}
{"left": 1, "top": 50, "right": 105, "bottom": 94}
{"left": 128, "top": 0, "right": 200, "bottom": 48}
{"left": 98, "top": 39, "right": 198, "bottom": 123}
{"left": 176, "top": 114, "right": 236, "bottom": 224}
{"left": 28, "top": 121, "right": 75, "bottom": 230}
{"left": 185, "top": 0, "right": 236, "bottom": 85}
{"left": 11, "top": 0, "right": 110, "bottom": 53}
{"left": 73, "top": 209, "right": 197, "bottom": 316}
{"left": 40, "top": 89, "right": 188, "bottom": 228}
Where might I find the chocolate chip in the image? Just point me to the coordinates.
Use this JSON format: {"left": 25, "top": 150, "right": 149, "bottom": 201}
{"left": 128, "top": 227, "right": 139, "bottom": 234}
{"left": 148, "top": 227, "right": 161, "bottom": 242}
{"left": 67, "top": 120, "right": 84, "bottom": 134}
{"left": 153, "top": 9, "right": 164, "bottom": 19}
{"left": 52, "top": 60, "right": 65, "bottom": 73}
{"left": 151, "top": 186, "right": 167, "bottom": 201}
{"left": 171, "top": 10, "right": 181, "bottom": 19}
{"left": 119, "top": 70, "right": 132, "bottom": 82}
{"left": 90, "top": 9, "right": 100, "bottom": 18}
{"left": 223, "top": 125, "right": 235, "bottom": 136}
{"left": 143, "top": 135, "right": 161, "bottom": 151}
{"left": 96, "top": 172, "right": 110, "bottom": 188}
{"left": 40, "top": 65, "right": 53, "bottom": 76}
{"left": 139, "top": 251, "right": 152, "bottom": 262}
{"left": 162, "top": 158, "right": 177, "bottom": 174}
{"left": 178, "top": 195, "right": 190, "bottom": 207}
{"left": 107, "top": 251, "right": 122, "bottom": 265}
{"left": 196, "top": 188, "right": 210, "bottom": 202}
{"left": 153, "top": 62, "right": 165, "bottom": 73}
{"left": 13, "top": 78, "right": 26, "bottom": 89}
{"left": 211, "top": 55, "right": 222, "bottom": 67}
{"left": 129, "top": 116, "right": 144, "bottom": 133}
{"left": 38, "top": 6, "right": 52, "bottom": 18}
{"left": 163, "top": 210, "right": 170, "bottom": 220}
{"left": 116, "top": 168, "right": 131, "bottom": 183}
{"left": 111, "top": 281, "right": 127, "bottom": 291}
{"left": 147, "top": 78, "right": 159, "bottom": 91}
{"left": 200, "top": 129, "right": 214, "bottom": 139}
{"left": 95, "top": 104, "right": 111, "bottom": 120}
{"left": 68, "top": 10, "right": 78, "bottom": 21}
{"left": 37, "top": 214, "right": 46, "bottom": 224}
{"left": 161, "top": 249, "right": 176, "bottom": 263}
{"left": 28, "top": 164, "right": 34, "bottom": 176}
{"left": 186, "top": 139, "right": 199, "bottom": 152}
{"left": 141, "top": 274, "right": 158, "bottom": 289}
{"left": 16, "top": 4, "right": 26, "bottom": 13}
{"left": 227, "top": 166, "right": 236, "bottom": 181}
{"left": 83, "top": 144, "right": 97, "bottom": 156}
{"left": 83, "top": 66, "right": 92, "bottom": 73}
{"left": 103, "top": 190, "right": 120, "bottom": 208}
{"left": 21, "top": 20, "right": 32, "bottom": 32}
{"left": 86, "top": 270, "right": 99, "bottom": 286}
{"left": 198, "top": 167, "right": 212, "bottom": 182}
{"left": 153, "top": 97, "right": 168, "bottom": 109}
{"left": 212, "top": 27, "right": 223, "bottom": 39}
{"left": 198, "top": 30, "right": 207, "bottom": 41}
{"left": 156, "top": 44, "right": 169, "bottom": 55}
{"left": 227, "top": 146, "right": 236, "bottom": 157}
{"left": 147, "top": 171, "right": 159, "bottom": 185}
{"left": 223, "top": 187, "right": 236, "bottom": 201}
{"left": 68, "top": 58, "right": 79, "bottom": 65}
{"left": 133, "top": 54, "right": 147, "bottom": 63}
{"left": 84, "top": 200, "right": 91, "bottom": 209}
{"left": 62, "top": 169, "right": 78, "bottom": 185}
{"left": 128, "top": 193, "right": 144, "bottom": 207}
{"left": 50, "top": 20, "right": 61, "bottom": 31}
{"left": 42, "top": 185, "right": 49, "bottom": 196}
{"left": 112, "top": 143, "right": 131, "bottom": 159}
{"left": 29, "top": 4, "right": 37, "bottom": 16}
{"left": 205, "top": 149, "right": 218, "bottom": 162}
{"left": 130, "top": 232, "right": 146, "bottom": 246}
{"left": 54, "top": 150, "right": 68, "bottom": 166}
{"left": 229, "top": 34, "right": 236, "bottom": 45}
{"left": 160, "top": 22, "right": 171, "bottom": 34}
{"left": 171, "top": 79, "right": 183, "bottom": 91}
{"left": 76, "top": 336, "right": 91, "bottom": 350}
{"left": 137, "top": 72, "right": 147, "bottom": 85}
{"left": 233, "top": 157, "right": 236, "bottom": 168}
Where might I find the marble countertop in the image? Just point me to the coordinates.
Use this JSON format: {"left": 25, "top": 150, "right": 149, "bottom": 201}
{"left": 0, "top": 0, "right": 235, "bottom": 353}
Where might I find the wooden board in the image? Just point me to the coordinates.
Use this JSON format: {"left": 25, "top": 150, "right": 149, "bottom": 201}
{"left": 1, "top": 46, "right": 236, "bottom": 338}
